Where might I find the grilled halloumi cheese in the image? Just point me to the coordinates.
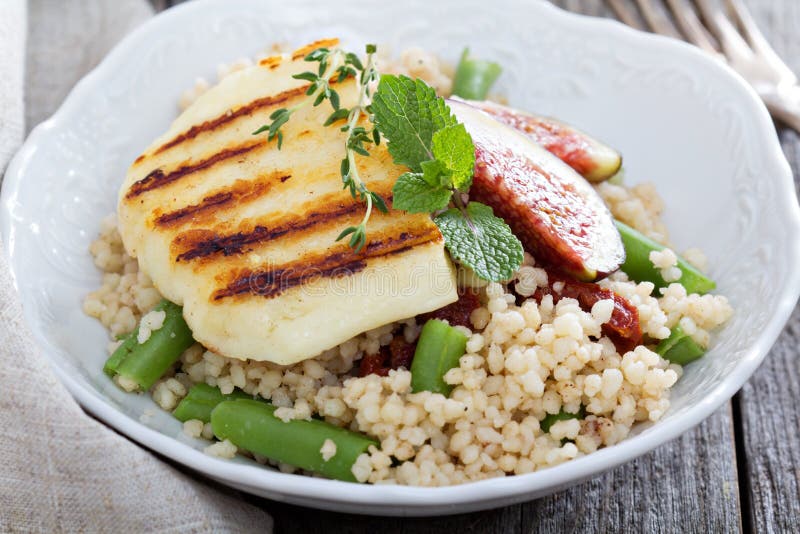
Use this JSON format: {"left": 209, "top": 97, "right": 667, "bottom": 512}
{"left": 117, "top": 39, "right": 458, "bottom": 365}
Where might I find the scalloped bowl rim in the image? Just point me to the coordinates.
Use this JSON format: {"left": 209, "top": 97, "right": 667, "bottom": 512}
{"left": 3, "top": 0, "right": 800, "bottom": 516}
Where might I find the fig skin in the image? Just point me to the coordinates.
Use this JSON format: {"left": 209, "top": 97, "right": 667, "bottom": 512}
{"left": 448, "top": 99, "right": 624, "bottom": 281}
{"left": 453, "top": 97, "right": 622, "bottom": 183}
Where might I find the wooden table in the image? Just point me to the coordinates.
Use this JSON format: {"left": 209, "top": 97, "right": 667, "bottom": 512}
{"left": 150, "top": 1, "right": 800, "bottom": 531}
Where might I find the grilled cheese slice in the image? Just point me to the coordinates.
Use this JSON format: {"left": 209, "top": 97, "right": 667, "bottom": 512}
{"left": 117, "top": 39, "right": 458, "bottom": 365}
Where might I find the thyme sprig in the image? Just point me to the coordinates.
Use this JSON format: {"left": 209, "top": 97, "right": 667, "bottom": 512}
{"left": 253, "top": 44, "right": 386, "bottom": 252}
{"left": 334, "top": 44, "right": 386, "bottom": 252}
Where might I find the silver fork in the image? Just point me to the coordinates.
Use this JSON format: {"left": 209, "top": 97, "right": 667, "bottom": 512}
{"left": 607, "top": 0, "right": 800, "bottom": 132}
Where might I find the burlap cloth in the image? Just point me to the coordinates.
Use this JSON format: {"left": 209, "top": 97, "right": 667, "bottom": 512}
{"left": 0, "top": 1, "right": 273, "bottom": 531}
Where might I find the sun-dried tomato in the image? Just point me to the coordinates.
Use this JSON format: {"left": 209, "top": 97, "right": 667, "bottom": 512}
{"left": 388, "top": 336, "right": 416, "bottom": 370}
{"left": 358, "top": 350, "right": 391, "bottom": 377}
{"left": 417, "top": 288, "right": 481, "bottom": 328}
{"left": 358, "top": 334, "right": 419, "bottom": 377}
{"left": 533, "top": 271, "right": 642, "bottom": 354}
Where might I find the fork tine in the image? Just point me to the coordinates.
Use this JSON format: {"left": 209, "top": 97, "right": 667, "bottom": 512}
{"left": 693, "top": 0, "right": 753, "bottom": 64}
{"left": 607, "top": 0, "right": 646, "bottom": 30}
{"left": 664, "top": 0, "right": 719, "bottom": 54}
{"left": 726, "top": 0, "right": 797, "bottom": 82}
{"left": 635, "top": 0, "right": 683, "bottom": 38}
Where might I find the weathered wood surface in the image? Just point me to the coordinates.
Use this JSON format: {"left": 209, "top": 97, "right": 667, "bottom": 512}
{"left": 729, "top": 3, "right": 800, "bottom": 532}
{"left": 738, "top": 301, "right": 800, "bottom": 534}
{"left": 150, "top": 1, "right": 800, "bottom": 532}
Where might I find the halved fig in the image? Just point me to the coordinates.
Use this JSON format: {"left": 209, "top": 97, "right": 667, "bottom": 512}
{"left": 453, "top": 97, "right": 622, "bottom": 182}
{"left": 449, "top": 99, "right": 624, "bottom": 281}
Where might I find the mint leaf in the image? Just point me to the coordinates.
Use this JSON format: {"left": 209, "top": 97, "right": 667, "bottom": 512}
{"left": 372, "top": 75, "right": 457, "bottom": 172}
{"left": 420, "top": 159, "right": 451, "bottom": 187}
{"left": 431, "top": 124, "right": 475, "bottom": 190}
{"left": 392, "top": 173, "right": 452, "bottom": 213}
{"left": 434, "top": 202, "right": 523, "bottom": 282}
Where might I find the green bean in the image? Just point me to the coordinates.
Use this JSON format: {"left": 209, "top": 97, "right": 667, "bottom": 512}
{"left": 655, "top": 325, "right": 705, "bottom": 365}
{"left": 540, "top": 407, "right": 585, "bottom": 433}
{"left": 210, "top": 399, "right": 377, "bottom": 482}
{"left": 410, "top": 319, "right": 468, "bottom": 396}
{"left": 451, "top": 48, "right": 502, "bottom": 100}
{"left": 615, "top": 220, "right": 716, "bottom": 295}
{"left": 103, "top": 335, "right": 137, "bottom": 375}
{"left": 104, "top": 299, "right": 194, "bottom": 391}
{"left": 173, "top": 383, "right": 252, "bottom": 423}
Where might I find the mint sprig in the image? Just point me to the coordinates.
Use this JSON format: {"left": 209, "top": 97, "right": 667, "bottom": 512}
{"left": 431, "top": 124, "right": 474, "bottom": 190}
{"left": 392, "top": 172, "right": 451, "bottom": 213}
{"left": 435, "top": 203, "right": 523, "bottom": 282}
{"left": 371, "top": 76, "right": 456, "bottom": 172}
{"left": 373, "top": 74, "right": 522, "bottom": 282}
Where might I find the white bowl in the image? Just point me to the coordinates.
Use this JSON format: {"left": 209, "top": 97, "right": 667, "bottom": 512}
{"left": 3, "top": 0, "right": 799, "bottom": 517}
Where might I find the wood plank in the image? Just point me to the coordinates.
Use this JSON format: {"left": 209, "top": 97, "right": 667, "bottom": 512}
{"left": 728, "top": 2, "right": 800, "bottom": 532}
{"left": 148, "top": 0, "right": 169, "bottom": 12}
{"left": 736, "top": 303, "right": 800, "bottom": 534}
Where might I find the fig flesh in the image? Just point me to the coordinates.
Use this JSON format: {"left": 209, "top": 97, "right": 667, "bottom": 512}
{"left": 449, "top": 99, "right": 624, "bottom": 281}
{"left": 454, "top": 98, "right": 622, "bottom": 182}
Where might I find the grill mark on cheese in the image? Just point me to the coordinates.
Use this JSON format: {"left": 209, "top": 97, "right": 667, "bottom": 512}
{"left": 172, "top": 196, "right": 378, "bottom": 262}
{"left": 216, "top": 257, "right": 369, "bottom": 302}
{"left": 258, "top": 55, "right": 283, "bottom": 69}
{"left": 212, "top": 222, "right": 442, "bottom": 301}
{"left": 171, "top": 180, "right": 395, "bottom": 263}
{"left": 145, "top": 85, "right": 312, "bottom": 158}
{"left": 133, "top": 40, "right": 343, "bottom": 164}
{"left": 291, "top": 38, "right": 340, "bottom": 60}
{"left": 126, "top": 142, "right": 261, "bottom": 199}
{"left": 139, "top": 74, "right": 349, "bottom": 162}
{"left": 152, "top": 172, "right": 292, "bottom": 229}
